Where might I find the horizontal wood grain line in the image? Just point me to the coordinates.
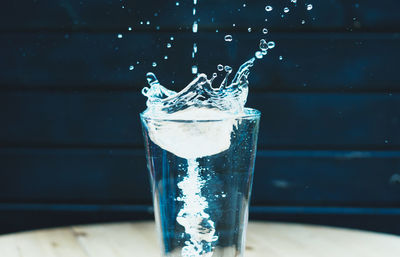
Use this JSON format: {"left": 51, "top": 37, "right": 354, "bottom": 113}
{"left": 0, "top": 0, "right": 399, "bottom": 31}
{"left": 0, "top": 32, "right": 399, "bottom": 91}
{"left": 0, "top": 203, "right": 400, "bottom": 215}
{"left": 2, "top": 147, "right": 400, "bottom": 158}
{"left": 1, "top": 92, "right": 399, "bottom": 148}
{"left": 1, "top": 148, "right": 399, "bottom": 206}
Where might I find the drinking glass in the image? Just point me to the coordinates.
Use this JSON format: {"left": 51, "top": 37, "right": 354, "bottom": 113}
{"left": 141, "top": 108, "right": 260, "bottom": 257}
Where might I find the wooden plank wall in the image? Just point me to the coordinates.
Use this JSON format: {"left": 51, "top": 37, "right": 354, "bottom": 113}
{"left": 1, "top": 0, "right": 400, "bottom": 234}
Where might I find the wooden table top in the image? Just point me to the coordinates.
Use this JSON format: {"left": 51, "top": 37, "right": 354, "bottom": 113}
{"left": 0, "top": 221, "right": 399, "bottom": 257}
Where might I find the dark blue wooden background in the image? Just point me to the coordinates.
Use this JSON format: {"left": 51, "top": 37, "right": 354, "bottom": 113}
{"left": 1, "top": 0, "right": 400, "bottom": 235}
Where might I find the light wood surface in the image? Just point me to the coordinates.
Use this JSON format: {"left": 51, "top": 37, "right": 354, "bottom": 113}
{"left": 0, "top": 221, "right": 399, "bottom": 257}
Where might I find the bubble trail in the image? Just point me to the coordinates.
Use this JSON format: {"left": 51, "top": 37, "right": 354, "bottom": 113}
{"left": 176, "top": 159, "right": 218, "bottom": 257}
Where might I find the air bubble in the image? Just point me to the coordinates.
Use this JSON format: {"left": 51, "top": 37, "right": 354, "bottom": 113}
{"left": 265, "top": 6, "right": 273, "bottom": 11}
{"left": 217, "top": 64, "right": 224, "bottom": 71}
{"left": 128, "top": 27, "right": 132, "bottom": 31}
{"left": 224, "top": 35, "right": 233, "bottom": 42}
{"left": 301, "top": 20, "right": 306, "bottom": 24}
{"left": 152, "top": 62, "right": 157, "bottom": 67}
{"left": 255, "top": 51, "right": 263, "bottom": 59}
{"left": 267, "top": 41, "right": 275, "bottom": 49}
{"left": 307, "top": 4, "right": 313, "bottom": 10}
{"left": 167, "top": 43, "right": 172, "bottom": 48}
{"left": 279, "top": 56, "right": 283, "bottom": 60}
{"left": 164, "top": 56, "right": 168, "bottom": 60}
{"left": 248, "top": 27, "right": 252, "bottom": 32}
{"left": 259, "top": 39, "right": 268, "bottom": 51}
{"left": 176, "top": 2, "right": 180, "bottom": 6}
{"left": 146, "top": 21, "right": 150, "bottom": 25}
{"left": 262, "top": 28, "right": 268, "bottom": 34}
{"left": 170, "top": 36, "right": 174, "bottom": 40}
{"left": 117, "top": 34, "right": 123, "bottom": 39}
{"left": 129, "top": 65, "right": 134, "bottom": 70}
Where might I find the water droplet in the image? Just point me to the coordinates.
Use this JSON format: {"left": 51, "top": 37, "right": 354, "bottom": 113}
{"left": 192, "top": 21, "right": 198, "bottom": 33}
{"left": 152, "top": 62, "right": 157, "bottom": 67}
{"left": 224, "top": 65, "right": 232, "bottom": 72}
{"left": 128, "top": 27, "right": 132, "bottom": 31}
{"left": 129, "top": 65, "right": 134, "bottom": 70}
{"left": 301, "top": 20, "right": 306, "bottom": 24}
{"left": 192, "top": 65, "right": 198, "bottom": 74}
{"left": 265, "top": 5, "right": 273, "bottom": 11}
{"left": 217, "top": 64, "right": 224, "bottom": 71}
{"left": 284, "top": 7, "right": 290, "bottom": 13}
{"left": 167, "top": 43, "right": 172, "bottom": 48}
{"left": 267, "top": 41, "right": 275, "bottom": 49}
{"left": 262, "top": 28, "right": 268, "bottom": 34}
{"left": 176, "top": 2, "right": 180, "bottom": 6}
{"left": 224, "top": 35, "right": 233, "bottom": 42}
{"left": 164, "top": 56, "right": 168, "bottom": 60}
{"left": 248, "top": 27, "right": 252, "bottom": 32}
{"left": 117, "top": 34, "right": 123, "bottom": 39}
{"left": 259, "top": 39, "right": 268, "bottom": 51}
{"left": 279, "top": 56, "right": 283, "bottom": 60}
{"left": 170, "top": 36, "right": 174, "bottom": 41}
{"left": 255, "top": 51, "right": 263, "bottom": 59}
{"left": 307, "top": 4, "right": 313, "bottom": 10}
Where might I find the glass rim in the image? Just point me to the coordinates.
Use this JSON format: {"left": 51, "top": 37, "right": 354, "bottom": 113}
{"left": 140, "top": 107, "right": 261, "bottom": 122}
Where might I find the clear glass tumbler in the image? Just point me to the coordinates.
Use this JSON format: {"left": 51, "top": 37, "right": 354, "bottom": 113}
{"left": 140, "top": 108, "right": 260, "bottom": 257}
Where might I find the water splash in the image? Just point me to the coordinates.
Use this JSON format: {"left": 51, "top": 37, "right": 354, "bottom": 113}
{"left": 142, "top": 58, "right": 255, "bottom": 116}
